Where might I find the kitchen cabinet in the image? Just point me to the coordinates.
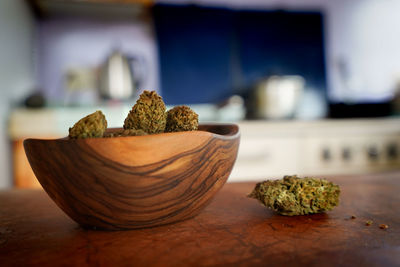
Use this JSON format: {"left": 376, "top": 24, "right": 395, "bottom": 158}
{"left": 9, "top": 109, "right": 64, "bottom": 188}
{"left": 27, "top": 0, "right": 153, "bottom": 18}
{"left": 8, "top": 107, "right": 131, "bottom": 188}
{"left": 12, "top": 140, "right": 41, "bottom": 188}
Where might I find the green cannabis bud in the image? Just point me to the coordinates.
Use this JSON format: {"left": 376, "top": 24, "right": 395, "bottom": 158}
{"left": 165, "top": 105, "right": 199, "bottom": 132}
{"left": 68, "top": 110, "right": 107, "bottom": 139}
{"left": 104, "top": 128, "right": 148, "bottom": 138}
{"left": 124, "top": 90, "right": 167, "bottom": 134}
{"left": 248, "top": 175, "right": 340, "bottom": 216}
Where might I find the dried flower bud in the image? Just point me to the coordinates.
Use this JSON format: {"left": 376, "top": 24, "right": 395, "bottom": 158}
{"left": 165, "top": 105, "right": 198, "bottom": 132}
{"left": 119, "top": 129, "right": 148, "bottom": 136}
{"left": 124, "top": 90, "right": 166, "bottom": 134}
{"left": 69, "top": 110, "right": 107, "bottom": 139}
{"left": 248, "top": 175, "right": 340, "bottom": 216}
{"left": 366, "top": 220, "right": 373, "bottom": 226}
{"left": 103, "top": 129, "right": 148, "bottom": 138}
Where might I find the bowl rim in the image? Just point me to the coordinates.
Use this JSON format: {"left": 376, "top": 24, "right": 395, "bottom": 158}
{"left": 23, "top": 123, "right": 240, "bottom": 142}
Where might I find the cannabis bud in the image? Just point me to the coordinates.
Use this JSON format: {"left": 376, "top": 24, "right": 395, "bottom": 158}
{"left": 68, "top": 110, "right": 107, "bottom": 139}
{"left": 104, "top": 128, "right": 148, "bottom": 138}
{"left": 248, "top": 175, "right": 340, "bottom": 216}
{"left": 165, "top": 105, "right": 199, "bottom": 132}
{"left": 123, "top": 90, "right": 167, "bottom": 134}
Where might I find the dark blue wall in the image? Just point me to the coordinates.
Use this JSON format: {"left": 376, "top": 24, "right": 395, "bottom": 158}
{"left": 153, "top": 4, "right": 326, "bottom": 105}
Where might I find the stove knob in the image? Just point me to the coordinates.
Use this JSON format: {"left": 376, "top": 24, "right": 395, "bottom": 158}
{"left": 342, "top": 147, "right": 351, "bottom": 161}
{"left": 387, "top": 143, "right": 398, "bottom": 159}
{"left": 367, "top": 146, "right": 379, "bottom": 161}
{"left": 322, "top": 147, "right": 331, "bottom": 161}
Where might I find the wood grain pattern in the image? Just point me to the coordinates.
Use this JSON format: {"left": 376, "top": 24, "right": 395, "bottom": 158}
{"left": 0, "top": 172, "right": 399, "bottom": 266}
{"left": 23, "top": 124, "right": 240, "bottom": 230}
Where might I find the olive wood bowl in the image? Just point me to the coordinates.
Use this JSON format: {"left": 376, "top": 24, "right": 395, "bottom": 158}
{"left": 24, "top": 124, "right": 240, "bottom": 230}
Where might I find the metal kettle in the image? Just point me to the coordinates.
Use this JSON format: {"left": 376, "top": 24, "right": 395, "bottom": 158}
{"left": 98, "top": 50, "right": 145, "bottom": 100}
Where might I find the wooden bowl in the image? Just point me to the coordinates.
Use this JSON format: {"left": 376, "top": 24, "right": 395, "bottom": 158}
{"left": 24, "top": 124, "right": 240, "bottom": 230}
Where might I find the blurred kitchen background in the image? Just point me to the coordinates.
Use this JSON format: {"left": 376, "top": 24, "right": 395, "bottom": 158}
{"left": 2, "top": 0, "right": 400, "bottom": 189}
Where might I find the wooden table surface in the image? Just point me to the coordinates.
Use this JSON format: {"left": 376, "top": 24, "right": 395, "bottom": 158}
{"left": 1, "top": 172, "right": 400, "bottom": 266}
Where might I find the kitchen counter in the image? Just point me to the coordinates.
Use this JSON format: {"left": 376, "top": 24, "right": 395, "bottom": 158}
{"left": 9, "top": 113, "right": 400, "bottom": 188}
{"left": 1, "top": 172, "right": 399, "bottom": 266}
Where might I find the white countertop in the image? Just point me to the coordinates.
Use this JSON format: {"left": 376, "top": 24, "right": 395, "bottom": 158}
{"left": 8, "top": 103, "right": 244, "bottom": 139}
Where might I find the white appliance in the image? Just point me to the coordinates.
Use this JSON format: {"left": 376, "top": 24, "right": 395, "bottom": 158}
{"left": 230, "top": 118, "right": 400, "bottom": 181}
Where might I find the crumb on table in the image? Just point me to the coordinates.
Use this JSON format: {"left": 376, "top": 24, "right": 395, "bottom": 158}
{"left": 379, "top": 224, "right": 389, "bottom": 229}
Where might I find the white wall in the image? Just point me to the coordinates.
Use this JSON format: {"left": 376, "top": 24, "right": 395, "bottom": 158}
{"left": 0, "top": 1, "right": 35, "bottom": 188}
{"left": 326, "top": 0, "right": 400, "bottom": 102}
{"left": 37, "top": 17, "right": 159, "bottom": 102}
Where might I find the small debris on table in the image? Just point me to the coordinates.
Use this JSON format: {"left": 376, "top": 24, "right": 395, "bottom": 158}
{"left": 379, "top": 224, "right": 389, "bottom": 229}
{"left": 365, "top": 220, "right": 373, "bottom": 226}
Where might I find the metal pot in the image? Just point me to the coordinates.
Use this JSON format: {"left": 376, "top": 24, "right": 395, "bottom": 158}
{"left": 249, "top": 75, "right": 305, "bottom": 119}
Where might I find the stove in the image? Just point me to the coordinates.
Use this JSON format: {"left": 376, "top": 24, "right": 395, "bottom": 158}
{"left": 229, "top": 118, "right": 400, "bottom": 181}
